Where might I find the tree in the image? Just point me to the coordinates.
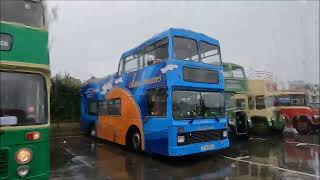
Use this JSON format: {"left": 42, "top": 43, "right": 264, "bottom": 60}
{"left": 51, "top": 73, "right": 82, "bottom": 122}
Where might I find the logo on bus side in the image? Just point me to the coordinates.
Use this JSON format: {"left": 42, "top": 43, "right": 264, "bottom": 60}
{"left": 129, "top": 72, "right": 162, "bottom": 88}
{"left": 0, "top": 33, "right": 12, "bottom": 51}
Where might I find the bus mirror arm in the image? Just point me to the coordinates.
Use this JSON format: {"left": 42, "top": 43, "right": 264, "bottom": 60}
{"left": 142, "top": 116, "right": 149, "bottom": 123}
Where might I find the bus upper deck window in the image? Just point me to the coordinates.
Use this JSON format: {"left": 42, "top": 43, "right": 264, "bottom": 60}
{"left": 144, "top": 38, "right": 168, "bottom": 66}
{"left": 124, "top": 55, "right": 139, "bottom": 73}
{"left": 199, "top": 41, "right": 221, "bottom": 66}
{"left": 0, "top": 0, "right": 44, "bottom": 28}
{"left": 173, "top": 37, "right": 199, "bottom": 61}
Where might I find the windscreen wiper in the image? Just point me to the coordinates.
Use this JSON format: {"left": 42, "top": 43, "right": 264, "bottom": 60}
{"left": 211, "top": 113, "right": 220, "bottom": 122}
{"left": 189, "top": 111, "right": 196, "bottom": 124}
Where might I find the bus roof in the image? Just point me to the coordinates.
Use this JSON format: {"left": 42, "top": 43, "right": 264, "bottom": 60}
{"left": 222, "top": 62, "right": 244, "bottom": 70}
{"left": 121, "top": 28, "right": 220, "bottom": 58}
{"left": 278, "top": 91, "right": 306, "bottom": 95}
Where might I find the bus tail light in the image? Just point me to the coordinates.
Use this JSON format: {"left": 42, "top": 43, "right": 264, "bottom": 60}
{"left": 25, "top": 131, "right": 40, "bottom": 141}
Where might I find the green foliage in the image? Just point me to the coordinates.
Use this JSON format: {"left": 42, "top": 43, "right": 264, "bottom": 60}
{"left": 50, "top": 73, "right": 82, "bottom": 122}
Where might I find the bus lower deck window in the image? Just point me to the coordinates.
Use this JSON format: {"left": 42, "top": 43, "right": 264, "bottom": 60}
{"left": 147, "top": 89, "right": 167, "bottom": 117}
{"left": 108, "top": 98, "right": 121, "bottom": 116}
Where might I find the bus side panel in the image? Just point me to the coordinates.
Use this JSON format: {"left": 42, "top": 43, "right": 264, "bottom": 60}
{"left": 80, "top": 96, "right": 97, "bottom": 133}
{"left": 97, "top": 88, "right": 145, "bottom": 149}
{"left": 144, "top": 129, "right": 169, "bottom": 156}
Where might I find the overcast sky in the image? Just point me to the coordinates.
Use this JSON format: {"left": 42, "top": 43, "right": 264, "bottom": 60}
{"left": 47, "top": 1, "right": 319, "bottom": 84}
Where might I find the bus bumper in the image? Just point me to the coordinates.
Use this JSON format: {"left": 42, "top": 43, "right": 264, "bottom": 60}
{"left": 19, "top": 173, "right": 49, "bottom": 180}
{"left": 168, "top": 138, "right": 230, "bottom": 156}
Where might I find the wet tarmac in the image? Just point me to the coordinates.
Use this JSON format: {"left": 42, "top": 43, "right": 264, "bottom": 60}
{"left": 50, "top": 132, "right": 320, "bottom": 180}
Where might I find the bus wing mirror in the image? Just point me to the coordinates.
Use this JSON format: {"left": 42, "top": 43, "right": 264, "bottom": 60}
{"left": 143, "top": 116, "right": 148, "bottom": 123}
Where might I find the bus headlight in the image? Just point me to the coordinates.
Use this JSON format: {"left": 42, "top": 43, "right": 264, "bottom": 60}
{"left": 177, "top": 136, "right": 185, "bottom": 143}
{"left": 15, "top": 148, "right": 32, "bottom": 164}
{"left": 17, "top": 165, "right": 30, "bottom": 177}
{"left": 223, "top": 130, "right": 228, "bottom": 138}
{"left": 313, "top": 114, "right": 320, "bottom": 119}
{"left": 248, "top": 118, "right": 253, "bottom": 128}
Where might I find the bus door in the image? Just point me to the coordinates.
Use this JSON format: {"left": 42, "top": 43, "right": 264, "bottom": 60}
{"left": 143, "top": 88, "right": 168, "bottom": 153}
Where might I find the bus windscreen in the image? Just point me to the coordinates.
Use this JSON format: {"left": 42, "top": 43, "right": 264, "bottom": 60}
{"left": 0, "top": 71, "right": 48, "bottom": 126}
{"left": 172, "top": 90, "right": 224, "bottom": 119}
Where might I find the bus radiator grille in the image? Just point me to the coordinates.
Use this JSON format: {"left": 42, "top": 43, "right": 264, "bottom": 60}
{"left": 177, "top": 129, "right": 225, "bottom": 146}
{"left": 0, "top": 149, "right": 8, "bottom": 179}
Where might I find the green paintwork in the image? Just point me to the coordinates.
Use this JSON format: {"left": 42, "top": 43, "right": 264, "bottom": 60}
{"left": 223, "top": 62, "right": 247, "bottom": 93}
{"left": 273, "top": 112, "right": 284, "bottom": 130}
{"left": 0, "top": 22, "right": 50, "bottom": 180}
{"left": 225, "top": 109, "right": 236, "bottom": 123}
{"left": 0, "top": 22, "right": 49, "bottom": 65}
{"left": 0, "top": 127, "right": 50, "bottom": 180}
{"left": 223, "top": 62, "right": 248, "bottom": 134}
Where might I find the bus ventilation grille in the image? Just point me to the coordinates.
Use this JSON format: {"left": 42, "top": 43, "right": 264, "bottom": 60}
{"left": 0, "top": 149, "right": 8, "bottom": 179}
{"left": 178, "top": 129, "right": 224, "bottom": 146}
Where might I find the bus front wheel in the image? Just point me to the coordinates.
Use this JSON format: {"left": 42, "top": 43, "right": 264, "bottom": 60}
{"left": 294, "top": 117, "right": 311, "bottom": 134}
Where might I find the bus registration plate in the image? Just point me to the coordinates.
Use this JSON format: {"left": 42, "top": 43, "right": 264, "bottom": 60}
{"left": 201, "top": 144, "right": 214, "bottom": 151}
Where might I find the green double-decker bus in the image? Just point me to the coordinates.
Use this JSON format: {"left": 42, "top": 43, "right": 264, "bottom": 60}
{"left": 0, "top": 0, "right": 50, "bottom": 179}
{"left": 223, "top": 62, "right": 251, "bottom": 137}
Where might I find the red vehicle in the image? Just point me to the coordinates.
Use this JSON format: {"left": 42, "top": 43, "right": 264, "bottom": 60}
{"left": 274, "top": 91, "right": 320, "bottom": 133}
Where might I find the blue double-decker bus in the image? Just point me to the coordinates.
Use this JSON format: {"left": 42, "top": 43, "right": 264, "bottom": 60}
{"left": 80, "top": 28, "right": 229, "bottom": 156}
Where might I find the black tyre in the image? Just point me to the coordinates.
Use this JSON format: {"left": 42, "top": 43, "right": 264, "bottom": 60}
{"left": 272, "top": 121, "right": 285, "bottom": 134}
{"left": 294, "top": 117, "right": 311, "bottom": 134}
{"left": 239, "top": 133, "right": 250, "bottom": 140}
{"left": 127, "top": 130, "right": 141, "bottom": 152}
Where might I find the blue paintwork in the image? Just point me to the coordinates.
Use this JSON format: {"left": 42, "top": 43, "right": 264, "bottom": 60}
{"left": 80, "top": 28, "right": 229, "bottom": 156}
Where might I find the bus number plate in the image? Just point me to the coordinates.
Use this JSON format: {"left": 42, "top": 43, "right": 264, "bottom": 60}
{"left": 201, "top": 144, "right": 214, "bottom": 151}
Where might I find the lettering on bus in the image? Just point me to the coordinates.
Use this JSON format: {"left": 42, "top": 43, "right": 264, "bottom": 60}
{"left": 0, "top": 33, "right": 12, "bottom": 51}
{"left": 129, "top": 72, "right": 162, "bottom": 88}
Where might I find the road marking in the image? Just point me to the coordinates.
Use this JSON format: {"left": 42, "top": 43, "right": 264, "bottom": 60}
{"left": 63, "top": 148, "right": 93, "bottom": 168}
{"left": 219, "top": 155, "right": 320, "bottom": 178}
{"left": 51, "top": 135, "right": 82, "bottom": 139}
{"left": 249, "top": 137, "right": 268, "bottom": 141}
{"left": 285, "top": 141, "right": 320, "bottom": 147}
{"left": 235, "top": 156, "right": 250, "bottom": 160}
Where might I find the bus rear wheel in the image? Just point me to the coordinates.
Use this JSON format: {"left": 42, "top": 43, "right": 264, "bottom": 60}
{"left": 90, "top": 125, "right": 96, "bottom": 137}
{"left": 127, "top": 129, "right": 141, "bottom": 152}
